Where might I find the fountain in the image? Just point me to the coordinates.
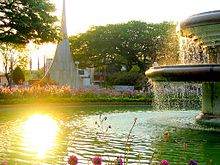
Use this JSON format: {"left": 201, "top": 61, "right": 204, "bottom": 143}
{"left": 145, "top": 10, "right": 220, "bottom": 126}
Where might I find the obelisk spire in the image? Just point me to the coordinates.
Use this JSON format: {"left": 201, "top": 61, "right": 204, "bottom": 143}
{"left": 61, "top": 0, "right": 67, "bottom": 35}
{"left": 43, "top": 0, "right": 77, "bottom": 88}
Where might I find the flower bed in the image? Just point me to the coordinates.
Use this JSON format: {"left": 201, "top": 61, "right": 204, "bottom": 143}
{"left": 0, "top": 86, "right": 153, "bottom": 104}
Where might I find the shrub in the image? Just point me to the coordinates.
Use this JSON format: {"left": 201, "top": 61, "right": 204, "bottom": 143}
{"left": 106, "top": 72, "right": 142, "bottom": 86}
{"left": 12, "top": 66, "right": 25, "bottom": 85}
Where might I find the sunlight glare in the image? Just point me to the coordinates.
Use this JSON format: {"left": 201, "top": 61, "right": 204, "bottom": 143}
{"left": 21, "top": 114, "right": 59, "bottom": 159}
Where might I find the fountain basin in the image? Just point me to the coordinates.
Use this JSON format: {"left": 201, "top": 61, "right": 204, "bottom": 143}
{"left": 177, "top": 10, "right": 220, "bottom": 47}
{"left": 180, "top": 10, "right": 220, "bottom": 28}
{"left": 145, "top": 64, "right": 220, "bottom": 82}
{"left": 196, "top": 112, "right": 220, "bottom": 127}
{"left": 146, "top": 64, "right": 220, "bottom": 127}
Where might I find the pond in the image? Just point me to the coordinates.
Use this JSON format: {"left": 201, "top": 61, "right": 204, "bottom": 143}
{"left": 0, "top": 104, "right": 220, "bottom": 164}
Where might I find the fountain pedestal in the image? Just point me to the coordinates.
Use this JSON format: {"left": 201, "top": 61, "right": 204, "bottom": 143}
{"left": 202, "top": 82, "right": 220, "bottom": 115}
{"left": 196, "top": 82, "right": 220, "bottom": 126}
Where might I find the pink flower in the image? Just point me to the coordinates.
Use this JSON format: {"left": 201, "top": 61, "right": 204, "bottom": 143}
{"left": 92, "top": 156, "right": 102, "bottom": 165}
{"left": 159, "top": 160, "right": 170, "bottom": 165}
{"left": 188, "top": 160, "right": 197, "bottom": 165}
{"left": 2, "top": 160, "right": 7, "bottom": 165}
{"left": 68, "top": 155, "right": 78, "bottom": 165}
{"left": 114, "top": 157, "right": 123, "bottom": 165}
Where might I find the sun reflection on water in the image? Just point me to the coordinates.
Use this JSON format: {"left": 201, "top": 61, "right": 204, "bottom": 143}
{"left": 21, "top": 114, "right": 59, "bottom": 159}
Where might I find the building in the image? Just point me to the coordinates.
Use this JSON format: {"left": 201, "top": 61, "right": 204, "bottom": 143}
{"left": 0, "top": 72, "right": 7, "bottom": 86}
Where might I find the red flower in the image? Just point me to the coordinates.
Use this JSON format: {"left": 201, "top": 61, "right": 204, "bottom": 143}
{"left": 114, "top": 157, "right": 123, "bottom": 165}
{"left": 68, "top": 155, "right": 78, "bottom": 165}
{"left": 92, "top": 156, "right": 102, "bottom": 165}
{"left": 160, "top": 160, "right": 170, "bottom": 165}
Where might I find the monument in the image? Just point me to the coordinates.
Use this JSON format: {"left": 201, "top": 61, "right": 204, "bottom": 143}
{"left": 44, "top": 0, "right": 77, "bottom": 88}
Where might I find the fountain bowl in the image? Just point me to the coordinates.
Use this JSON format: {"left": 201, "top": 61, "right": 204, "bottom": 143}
{"left": 180, "top": 10, "right": 220, "bottom": 28}
{"left": 177, "top": 10, "right": 220, "bottom": 47}
{"left": 145, "top": 64, "right": 220, "bottom": 82}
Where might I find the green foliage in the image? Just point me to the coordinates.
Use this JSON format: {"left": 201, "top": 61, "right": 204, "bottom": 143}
{"left": 134, "top": 74, "right": 149, "bottom": 90}
{"left": 0, "top": 43, "right": 29, "bottom": 84}
{"left": 106, "top": 72, "right": 141, "bottom": 86}
{"left": 129, "top": 65, "right": 140, "bottom": 73}
{"left": 37, "top": 77, "right": 56, "bottom": 86}
{"left": 156, "top": 22, "right": 180, "bottom": 65}
{"left": 69, "top": 21, "right": 178, "bottom": 73}
{"left": 12, "top": 66, "right": 25, "bottom": 85}
{"left": 0, "top": 0, "right": 60, "bottom": 44}
{"left": 105, "top": 66, "right": 147, "bottom": 89}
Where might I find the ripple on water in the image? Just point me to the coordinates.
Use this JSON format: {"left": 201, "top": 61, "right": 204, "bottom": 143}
{"left": 0, "top": 106, "right": 220, "bottom": 164}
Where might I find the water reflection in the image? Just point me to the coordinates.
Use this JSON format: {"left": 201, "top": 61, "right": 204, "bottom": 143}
{"left": 0, "top": 105, "right": 220, "bottom": 164}
{"left": 21, "top": 114, "right": 59, "bottom": 159}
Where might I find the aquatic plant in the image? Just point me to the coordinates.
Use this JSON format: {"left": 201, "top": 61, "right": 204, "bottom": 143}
{"left": 114, "top": 157, "right": 123, "bottom": 165}
{"left": 68, "top": 155, "right": 78, "bottom": 165}
{"left": 124, "top": 117, "right": 138, "bottom": 164}
{"left": 0, "top": 157, "right": 201, "bottom": 165}
{"left": 92, "top": 156, "right": 102, "bottom": 165}
{"left": 95, "top": 114, "right": 111, "bottom": 138}
{"left": 159, "top": 159, "right": 170, "bottom": 165}
{"left": 188, "top": 160, "right": 198, "bottom": 165}
{"left": 65, "top": 155, "right": 199, "bottom": 165}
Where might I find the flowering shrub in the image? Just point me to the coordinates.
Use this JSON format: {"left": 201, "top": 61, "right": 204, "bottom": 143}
{"left": 73, "top": 86, "right": 152, "bottom": 99}
{"left": 0, "top": 85, "right": 73, "bottom": 99}
{"left": 0, "top": 85, "right": 152, "bottom": 102}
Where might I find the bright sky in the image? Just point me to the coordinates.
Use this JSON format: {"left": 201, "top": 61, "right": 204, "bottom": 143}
{"left": 50, "top": 0, "right": 220, "bottom": 36}
{"left": 1, "top": 0, "right": 220, "bottom": 72}
{"left": 32, "top": 0, "right": 219, "bottom": 71}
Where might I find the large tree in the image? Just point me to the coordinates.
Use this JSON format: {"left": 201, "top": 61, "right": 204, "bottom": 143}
{"left": 69, "top": 21, "right": 179, "bottom": 73}
{"left": 0, "top": 0, "right": 60, "bottom": 44}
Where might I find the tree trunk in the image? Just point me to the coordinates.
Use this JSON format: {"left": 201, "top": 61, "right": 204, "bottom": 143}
{"left": 5, "top": 73, "right": 10, "bottom": 85}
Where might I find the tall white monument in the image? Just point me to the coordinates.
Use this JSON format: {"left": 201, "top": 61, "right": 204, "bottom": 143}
{"left": 44, "top": 0, "right": 76, "bottom": 88}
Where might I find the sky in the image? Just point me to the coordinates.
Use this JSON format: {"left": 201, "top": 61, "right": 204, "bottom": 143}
{"left": 34, "top": 0, "right": 220, "bottom": 70}
{"left": 1, "top": 0, "right": 220, "bottom": 72}
{"left": 50, "top": 0, "right": 220, "bottom": 36}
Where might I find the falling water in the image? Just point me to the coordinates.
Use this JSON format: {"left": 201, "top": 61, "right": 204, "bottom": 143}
{"left": 150, "top": 34, "right": 209, "bottom": 110}
{"left": 178, "top": 36, "right": 208, "bottom": 64}
{"left": 151, "top": 81, "right": 202, "bottom": 110}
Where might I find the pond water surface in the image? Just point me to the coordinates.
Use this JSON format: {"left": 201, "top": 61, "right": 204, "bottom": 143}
{"left": 0, "top": 105, "right": 220, "bottom": 165}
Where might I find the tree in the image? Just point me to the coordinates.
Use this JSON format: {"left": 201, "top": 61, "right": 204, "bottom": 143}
{"left": 156, "top": 22, "right": 179, "bottom": 65}
{"left": 0, "top": 43, "right": 29, "bottom": 85}
{"left": 0, "top": 0, "right": 60, "bottom": 44}
{"left": 12, "top": 66, "right": 25, "bottom": 85}
{"left": 69, "top": 21, "right": 178, "bottom": 73}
